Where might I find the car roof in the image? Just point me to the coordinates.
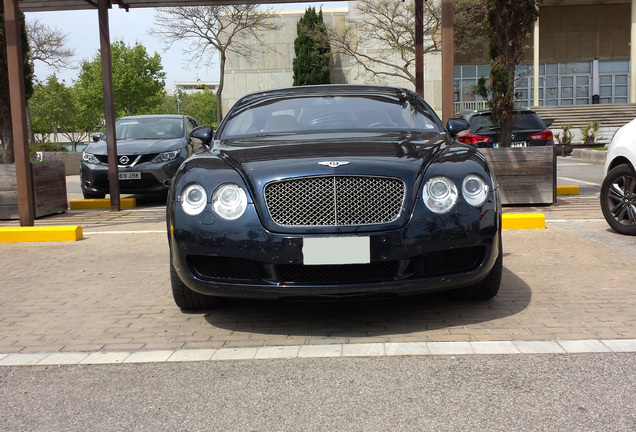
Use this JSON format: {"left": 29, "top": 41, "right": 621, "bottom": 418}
{"left": 236, "top": 84, "right": 418, "bottom": 103}
{"left": 117, "top": 114, "right": 188, "bottom": 121}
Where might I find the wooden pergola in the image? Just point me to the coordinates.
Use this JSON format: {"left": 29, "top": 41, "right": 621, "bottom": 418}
{"left": 3, "top": 0, "right": 455, "bottom": 226}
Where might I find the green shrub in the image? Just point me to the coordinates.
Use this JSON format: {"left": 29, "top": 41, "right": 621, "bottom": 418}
{"left": 29, "top": 142, "right": 68, "bottom": 158}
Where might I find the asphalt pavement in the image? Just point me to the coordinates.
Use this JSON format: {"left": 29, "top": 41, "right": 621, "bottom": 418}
{"left": 1, "top": 155, "right": 635, "bottom": 431}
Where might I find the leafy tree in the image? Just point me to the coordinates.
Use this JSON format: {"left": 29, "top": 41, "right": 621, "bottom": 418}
{"left": 75, "top": 41, "right": 166, "bottom": 118}
{"left": 160, "top": 89, "right": 218, "bottom": 127}
{"left": 0, "top": 3, "right": 34, "bottom": 163}
{"left": 293, "top": 7, "right": 331, "bottom": 86}
{"left": 476, "top": 0, "right": 538, "bottom": 147}
{"left": 29, "top": 75, "right": 96, "bottom": 150}
{"left": 151, "top": 6, "right": 279, "bottom": 124}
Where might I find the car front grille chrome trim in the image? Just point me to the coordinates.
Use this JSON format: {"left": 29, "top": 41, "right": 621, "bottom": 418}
{"left": 264, "top": 175, "right": 405, "bottom": 226}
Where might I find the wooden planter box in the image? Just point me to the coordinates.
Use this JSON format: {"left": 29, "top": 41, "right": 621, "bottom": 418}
{"left": 479, "top": 147, "right": 556, "bottom": 205}
{"left": 0, "top": 162, "right": 68, "bottom": 219}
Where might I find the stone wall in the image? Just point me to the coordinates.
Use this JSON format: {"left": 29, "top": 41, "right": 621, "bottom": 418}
{"left": 222, "top": 4, "right": 443, "bottom": 117}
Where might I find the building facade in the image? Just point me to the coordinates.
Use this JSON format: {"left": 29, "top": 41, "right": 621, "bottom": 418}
{"left": 224, "top": 0, "right": 636, "bottom": 118}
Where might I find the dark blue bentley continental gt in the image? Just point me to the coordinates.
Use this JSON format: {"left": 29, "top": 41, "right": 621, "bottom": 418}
{"left": 167, "top": 85, "right": 502, "bottom": 310}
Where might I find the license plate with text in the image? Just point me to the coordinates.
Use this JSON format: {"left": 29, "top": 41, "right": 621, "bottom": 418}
{"left": 119, "top": 172, "right": 141, "bottom": 180}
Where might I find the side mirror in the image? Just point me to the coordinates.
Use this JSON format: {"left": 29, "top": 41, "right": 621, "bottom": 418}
{"left": 190, "top": 126, "right": 214, "bottom": 149}
{"left": 92, "top": 133, "right": 102, "bottom": 142}
{"left": 446, "top": 118, "right": 470, "bottom": 137}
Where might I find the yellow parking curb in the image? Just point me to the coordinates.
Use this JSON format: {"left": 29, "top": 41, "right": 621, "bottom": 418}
{"left": 502, "top": 213, "right": 545, "bottom": 230}
{"left": 70, "top": 198, "right": 136, "bottom": 210}
{"left": 0, "top": 226, "right": 83, "bottom": 242}
{"left": 557, "top": 185, "right": 580, "bottom": 196}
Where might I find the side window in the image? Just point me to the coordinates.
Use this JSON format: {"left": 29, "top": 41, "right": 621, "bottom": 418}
{"left": 187, "top": 118, "right": 198, "bottom": 135}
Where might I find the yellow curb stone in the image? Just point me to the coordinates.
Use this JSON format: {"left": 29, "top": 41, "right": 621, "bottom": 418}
{"left": 502, "top": 213, "right": 545, "bottom": 230}
{"left": 557, "top": 185, "right": 580, "bottom": 196}
{"left": 0, "top": 226, "right": 83, "bottom": 242}
{"left": 70, "top": 198, "right": 136, "bottom": 210}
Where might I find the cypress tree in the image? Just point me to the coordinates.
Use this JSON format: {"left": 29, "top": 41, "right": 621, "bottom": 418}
{"left": 293, "top": 7, "right": 331, "bottom": 86}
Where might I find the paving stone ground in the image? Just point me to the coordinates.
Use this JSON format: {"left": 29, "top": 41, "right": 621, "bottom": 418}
{"left": 1, "top": 188, "right": 635, "bottom": 356}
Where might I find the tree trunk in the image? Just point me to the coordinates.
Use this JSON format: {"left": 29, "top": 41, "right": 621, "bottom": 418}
{"left": 216, "top": 51, "right": 226, "bottom": 125}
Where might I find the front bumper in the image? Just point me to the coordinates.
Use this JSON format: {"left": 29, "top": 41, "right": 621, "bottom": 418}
{"left": 80, "top": 158, "right": 183, "bottom": 195}
{"left": 168, "top": 197, "right": 501, "bottom": 300}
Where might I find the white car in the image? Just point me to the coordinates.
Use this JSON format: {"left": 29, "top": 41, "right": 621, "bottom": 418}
{"left": 601, "top": 118, "right": 636, "bottom": 235}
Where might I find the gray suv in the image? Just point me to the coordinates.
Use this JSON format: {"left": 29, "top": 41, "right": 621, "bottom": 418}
{"left": 81, "top": 115, "right": 201, "bottom": 199}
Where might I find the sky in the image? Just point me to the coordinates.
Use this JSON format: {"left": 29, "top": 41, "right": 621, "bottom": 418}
{"left": 25, "top": 3, "right": 349, "bottom": 91}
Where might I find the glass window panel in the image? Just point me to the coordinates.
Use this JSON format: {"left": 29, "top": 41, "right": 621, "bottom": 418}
{"left": 560, "top": 62, "right": 591, "bottom": 74}
{"left": 576, "top": 76, "right": 589, "bottom": 86}
{"left": 600, "top": 98, "right": 612, "bottom": 104}
{"left": 599, "top": 86, "right": 612, "bottom": 97}
{"left": 547, "top": 76, "right": 558, "bottom": 87}
{"left": 454, "top": 66, "right": 461, "bottom": 79}
{"left": 561, "top": 87, "right": 573, "bottom": 96}
{"left": 616, "top": 75, "right": 628, "bottom": 85}
{"left": 462, "top": 79, "right": 476, "bottom": 100}
{"left": 546, "top": 99, "right": 558, "bottom": 106}
{"left": 545, "top": 63, "right": 558, "bottom": 75}
{"left": 539, "top": 64, "right": 545, "bottom": 75}
{"left": 562, "top": 77, "right": 573, "bottom": 86}
{"left": 578, "top": 86, "right": 589, "bottom": 97}
{"left": 547, "top": 87, "right": 558, "bottom": 99}
{"left": 616, "top": 86, "right": 628, "bottom": 97}
{"left": 561, "top": 99, "right": 574, "bottom": 105}
{"left": 616, "top": 97, "right": 628, "bottom": 103}
{"left": 599, "top": 76, "right": 613, "bottom": 85}
{"left": 575, "top": 99, "right": 589, "bottom": 105}
{"left": 462, "top": 66, "right": 476, "bottom": 78}
{"left": 477, "top": 65, "right": 490, "bottom": 77}
{"left": 599, "top": 60, "right": 629, "bottom": 73}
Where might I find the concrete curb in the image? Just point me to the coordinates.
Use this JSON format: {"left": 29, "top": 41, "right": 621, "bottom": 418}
{"left": 70, "top": 198, "right": 136, "bottom": 209}
{"left": 1, "top": 339, "right": 635, "bottom": 366}
{"left": 557, "top": 185, "right": 580, "bottom": 195}
{"left": 0, "top": 226, "right": 83, "bottom": 242}
{"left": 502, "top": 213, "right": 545, "bottom": 229}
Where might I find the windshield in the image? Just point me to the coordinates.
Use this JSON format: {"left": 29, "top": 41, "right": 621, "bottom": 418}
{"left": 470, "top": 112, "right": 546, "bottom": 132}
{"left": 219, "top": 94, "right": 442, "bottom": 139}
{"left": 115, "top": 118, "right": 184, "bottom": 140}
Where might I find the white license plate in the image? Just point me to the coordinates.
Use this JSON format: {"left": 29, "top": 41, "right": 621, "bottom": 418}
{"left": 302, "top": 237, "right": 370, "bottom": 265}
{"left": 511, "top": 141, "right": 527, "bottom": 148}
{"left": 119, "top": 172, "right": 141, "bottom": 180}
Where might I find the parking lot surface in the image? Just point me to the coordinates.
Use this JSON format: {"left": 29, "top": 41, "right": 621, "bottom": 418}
{"left": 1, "top": 162, "right": 635, "bottom": 363}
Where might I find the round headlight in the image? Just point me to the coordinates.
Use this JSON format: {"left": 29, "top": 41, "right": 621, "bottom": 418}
{"left": 462, "top": 175, "right": 489, "bottom": 207}
{"left": 423, "top": 176, "right": 458, "bottom": 214}
{"left": 212, "top": 183, "right": 247, "bottom": 220}
{"left": 181, "top": 183, "right": 207, "bottom": 216}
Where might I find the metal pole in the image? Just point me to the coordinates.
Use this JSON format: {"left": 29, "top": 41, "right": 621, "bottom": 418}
{"left": 441, "top": 0, "right": 454, "bottom": 122}
{"left": 4, "top": 0, "right": 34, "bottom": 226}
{"left": 415, "top": 0, "right": 424, "bottom": 97}
{"left": 98, "top": 0, "right": 120, "bottom": 211}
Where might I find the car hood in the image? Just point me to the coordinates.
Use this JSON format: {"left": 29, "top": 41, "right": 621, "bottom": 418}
{"left": 85, "top": 138, "right": 185, "bottom": 155}
{"left": 213, "top": 132, "right": 448, "bottom": 184}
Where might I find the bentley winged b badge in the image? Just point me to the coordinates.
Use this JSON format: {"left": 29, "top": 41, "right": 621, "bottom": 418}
{"left": 318, "top": 161, "right": 350, "bottom": 168}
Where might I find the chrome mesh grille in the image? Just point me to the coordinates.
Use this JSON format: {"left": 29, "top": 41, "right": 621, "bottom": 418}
{"left": 264, "top": 176, "right": 405, "bottom": 226}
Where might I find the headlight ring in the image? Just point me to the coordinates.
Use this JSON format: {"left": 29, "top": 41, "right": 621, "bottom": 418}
{"left": 462, "top": 174, "right": 489, "bottom": 207}
{"left": 180, "top": 183, "right": 208, "bottom": 216}
{"left": 423, "top": 176, "right": 458, "bottom": 214}
{"left": 212, "top": 183, "right": 248, "bottom": 220}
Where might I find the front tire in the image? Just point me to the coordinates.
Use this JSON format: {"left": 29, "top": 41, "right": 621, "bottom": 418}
{"left": 170, "top": 262, "right": 222, "bottom": 310}
{"left": 600, "top": 164, "right": 636, "bottom": 236}
{"left": 452, "top": 245, "right": 503, "bottom": 301}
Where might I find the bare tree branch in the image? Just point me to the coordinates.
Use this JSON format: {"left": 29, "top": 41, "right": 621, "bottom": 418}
{"left": 27, "top": 18, "right": 76, "bottom": 71}
{"left": 328, "top": 0, "right": 441, "bottom": 88}
{"left": 150, "top": 6, "right": 279, "bottom": 123}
